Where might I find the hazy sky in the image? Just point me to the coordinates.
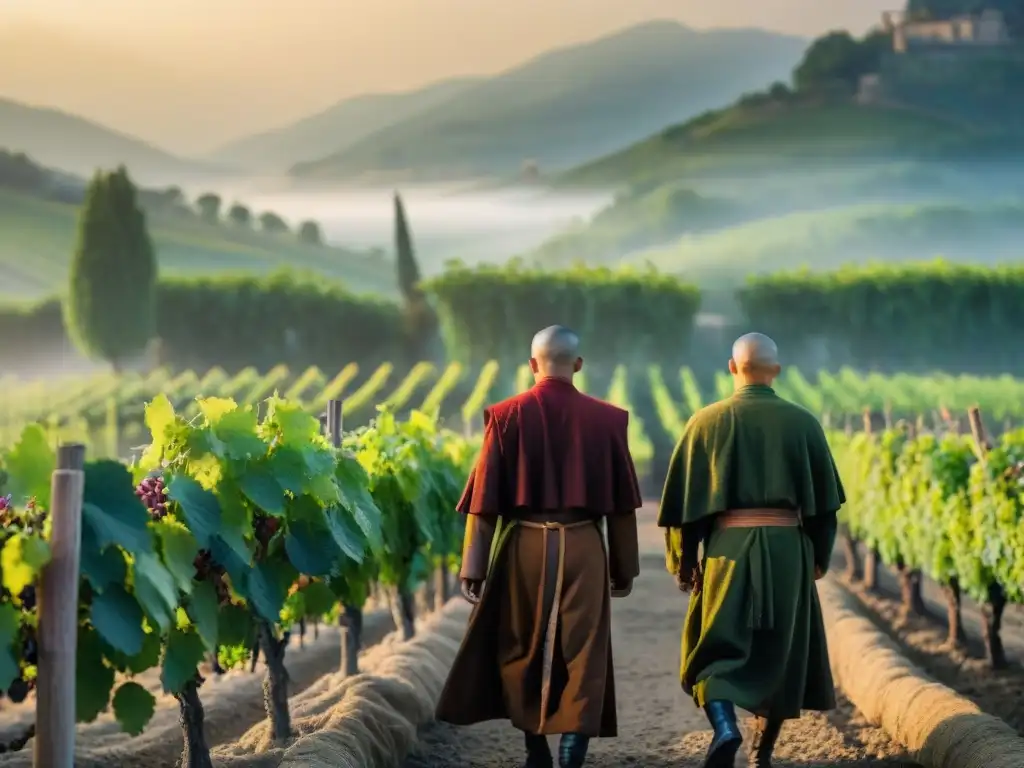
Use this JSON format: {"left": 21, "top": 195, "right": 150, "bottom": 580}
{"left": 0, "top": 0, "right": 893, "bottom": 155}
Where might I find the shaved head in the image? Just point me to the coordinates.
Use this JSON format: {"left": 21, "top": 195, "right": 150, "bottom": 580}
{"left": 529, "top": 325, "right": 582, "bottom": 380}
{"left": 729, "top": 332, "right": 781, "bottom": 387}
{"left": 731, "top": 333, "right": 779, "bottom": 369}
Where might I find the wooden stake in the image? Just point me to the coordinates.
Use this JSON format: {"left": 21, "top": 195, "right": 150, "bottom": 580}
{"left": 35, "top": 444, "right": 85, "bottom": 768}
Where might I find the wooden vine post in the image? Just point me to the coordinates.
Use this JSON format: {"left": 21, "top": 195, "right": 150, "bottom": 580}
{"left": 325, "top": 400, "right": 364, "bottom": 678}
{"left": 966, "top": 406, "right": 1008, "bottom": 670}
{"left": 34, "top": 444, "right": 86, "bottom": 768}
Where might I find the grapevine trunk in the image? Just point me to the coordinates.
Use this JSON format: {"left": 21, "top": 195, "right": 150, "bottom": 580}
{"left": 862, "top": 548, "right": 879, "bottom": 591}
{"left": 393, "top": 585, "right": 417, "bottom": 640}
{"left": 258, "top": 621, "right": 293, "bottom": 742}
{"left": 839, "top": 529, "right": 861, "bottom": 582}
{"left": 340, "top": 604, "right": 363, "bottom": 676}
{"left": 981, "top": 583, "right": 1008, "bottom": 670}
{"left": 895, "top": 562, "right": 926, "bottom": 622}
{"left": 941, "top": 578, "right": 967, "bottom": 649}
{"left": 176, "top": 676, "right": 214, "bottom": 768}
{"left": 433, "top": 561, "right": 450, "bottom": 612}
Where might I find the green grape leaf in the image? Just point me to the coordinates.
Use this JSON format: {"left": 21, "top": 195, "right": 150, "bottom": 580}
{"left": 0, "top": 604, "right": 20, "bottom": 690}
{"left": 336, "top": 456, "right": 383, "bottom": 551}
{"left": 76, "top": 625, "right": 116, "bottom": 723}
{"left": 204, "top": 401, "right": 265, "bottom": 460}
{"left": 112, "top": 681, "right": 157, "bottom": 736}
{"left": 187, "top": 580, "right": 220, "bottom": 653}
{"left": 217, "top": 603, "right": 254, "bottom": 647}
{"left": 324, "top": 505, "right": 366, "bottom": 563}
{"left": 266, "top": 397, "right": 320, "bottom": 445}
{"left": 266, "top": 447, "right": 309, "bottom": 496}
{"left": 90, "top": 584, "right": 146, "bottom": 657}
{"left": 167, "top": 476, "right": 224, "bottom": 549}
{"left": 80, "top": 526, "right": 128, "bottom": 592}
{"left": 2, "top": 424, "right": 55, "bottom": 508}
{"left": 248, "top": 559, "right": 296, "bottom": 622}
{"left": 284, "top": 520, "right": 338, "bottom": 577}
{"left": 209, "top": 533, "right": 252, "bottom": 593}
{"left": 82, "top": 461, "right": 153, "bottom": 554}
{"left": 119, "top": 627, "right": 163, "bottom": 675}
{"left": 140, "top": 394, "right": 176, "bottom": 469}
{"left": 133, "top": 552, "right": 179, "bottom": 632}
{"left": 0, "top": 533, "right": 51, "bottom": 597}
{"left": 161, "top": 626, "right": 206, "bottom": 694}
{"left": 300, "top": 581, "right": 337, "bottom": 617}
{"left": 237, "top": 461, "right": 286, "bottom": 515}
{"left": 156, "top": 521, "right": 200, "bottom": 594}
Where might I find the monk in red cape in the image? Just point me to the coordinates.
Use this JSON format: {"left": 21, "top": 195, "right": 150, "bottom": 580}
{"left": 434, "top": 325, "right": 642, "bottom": 768}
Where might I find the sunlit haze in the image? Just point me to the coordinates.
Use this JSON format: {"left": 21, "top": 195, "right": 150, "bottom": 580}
{"left": 1, "top": 0, "right": 892, "bottom": 152}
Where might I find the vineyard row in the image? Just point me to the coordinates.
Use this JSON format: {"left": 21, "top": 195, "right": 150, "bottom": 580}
{"left": 0, "top": 394, "right": 471, "bottom": 767}
{"left": 2, "top": 363, "right": 1022, "bottom": 460}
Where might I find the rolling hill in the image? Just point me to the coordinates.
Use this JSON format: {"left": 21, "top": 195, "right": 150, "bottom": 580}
{"left": 0, "top": 187, "right": 396, "bottom": 300}
{"left": 0, "top": 98, "right": 216, "bottom": 184}
{"left": 557, "top": 99, "right": 988, "bottom": 188}
{"left": 209, "top": 79, "right": 482, "bottom": 173}
{"left": 289, "top": 20, "right": 808, "bottom": 182}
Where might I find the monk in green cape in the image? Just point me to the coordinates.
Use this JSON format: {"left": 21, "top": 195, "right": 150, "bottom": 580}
{"left": 658, "top": 332, "right": 845, "bottom": 768}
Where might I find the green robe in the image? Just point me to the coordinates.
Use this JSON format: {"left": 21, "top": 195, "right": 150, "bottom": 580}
{"left": 658, "top": 383, "right": 845, "bottom": 720}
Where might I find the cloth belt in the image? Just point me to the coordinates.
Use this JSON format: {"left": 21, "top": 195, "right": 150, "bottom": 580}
{"left": 713, "top": 508, "right": 800, "bottom": 630}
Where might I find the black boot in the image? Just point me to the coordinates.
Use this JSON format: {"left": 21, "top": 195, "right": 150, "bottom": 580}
{"left": 703, "top": 700, "right": 743, "bottom": 768}
{"left": 558, "top": 733, "right": 590, "bottom": 768}
{"left": 523, "top": 732, "right": 553, "bottom": 768}
{"left": 748, "top": 717, "right": 783, "bottom": 767}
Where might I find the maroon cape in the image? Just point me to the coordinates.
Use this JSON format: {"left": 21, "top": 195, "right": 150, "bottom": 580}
{"left": 435, "top": 376, "right": 642, "bottom": 737}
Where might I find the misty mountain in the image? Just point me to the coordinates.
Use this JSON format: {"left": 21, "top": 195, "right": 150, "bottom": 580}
{"left": 0, "top": 98, "right": 213, "bottom": 183}
{"left": 290, "top": 20, "right": 807, "bottom": 182}
{"left": 209, "top": 78, "right": 482, "bottom": 172}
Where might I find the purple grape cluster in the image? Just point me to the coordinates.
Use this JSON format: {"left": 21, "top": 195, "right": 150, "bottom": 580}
{"left": 194, "top": 550, "right": 232, "bottom": 605}
{"left": 135, "top": 475, "right": 169, "bottom": 520}
{"left": 0, "top": 494, "right": 11, "bottom": 512}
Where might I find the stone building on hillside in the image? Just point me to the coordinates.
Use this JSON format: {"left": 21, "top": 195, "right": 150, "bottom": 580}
{"left": 883, "top": 8, "right": 1011, "bottom": 53}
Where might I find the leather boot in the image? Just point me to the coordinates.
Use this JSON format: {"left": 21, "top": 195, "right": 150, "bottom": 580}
{"left": 523, "top": 732, "right": 553, "bottom": 768}
{"left": 702, "top": 700, "right": 743, "bottom": 768}
{"left": 748, "top": 717, "right": 783, "bottom": 767}
{"left": 558, "top": 733, "right": 591, "bottom": 768}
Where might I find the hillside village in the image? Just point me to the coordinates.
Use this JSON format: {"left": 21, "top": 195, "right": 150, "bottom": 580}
{"left": 857, "top": 7, "right": 1023, "bottom": 120}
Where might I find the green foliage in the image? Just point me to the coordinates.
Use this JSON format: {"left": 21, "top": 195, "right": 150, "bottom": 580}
{"left": 394, "top": 193, "right": 420, "bottom": 301}
{"left": 259, "top": 211, "right": 289, "bottom": 234}
{"left": 297, "top": 220, "right": 322, "bottom": 246}
{"left": 738, "top": 262, "right": 1024, "bottom": 375}
{"left": 344, "top": 409, "right": 467, "bottom": 590}
{"left": 793, "top": 30, "right": 890, "bottom": 93}
{"left": 195, "top": 193, "right": 221, "bottom": 223}
{"left": 154, "top": 272, "right": 408, "bottom": 373}
{"left": 0, "top": 425, "right": 187, "bottom": 733}
{"left": 227, "top": 204, "right": 251, "bottom": 227}
{"left": 65, "top": 167, "right": 157, "bottom": 367}
{"left": 424, "top": 262, "right": 701, "bottom": 376}
{"left": 831, "top": 426, "right": 1024, "bottom": 604}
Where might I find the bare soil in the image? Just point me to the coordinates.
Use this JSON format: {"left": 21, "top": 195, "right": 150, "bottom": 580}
{"left": 839, "top": 579, "right": 1024, "bottom": 736}
{"left": 404, "top": 508, "right": 917, "bottom": 768}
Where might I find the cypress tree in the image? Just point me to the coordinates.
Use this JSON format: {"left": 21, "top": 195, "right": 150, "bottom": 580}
{"left": 394, "top": 192, "right": 421, "bottom": 303}
{"left": 393, "top": 191, "right": 436, "bottom": 360}
{"left": 65, "top": 166, "right": 157, "bottom": 369}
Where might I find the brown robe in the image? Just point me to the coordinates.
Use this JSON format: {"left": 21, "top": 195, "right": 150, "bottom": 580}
{"left": 434, "top": 376, "right": 642, "bottom": 737}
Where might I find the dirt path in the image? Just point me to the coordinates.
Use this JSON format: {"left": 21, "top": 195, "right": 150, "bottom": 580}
{"left": 404, "top": 510, "right": 916, "bottom": 767}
